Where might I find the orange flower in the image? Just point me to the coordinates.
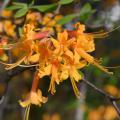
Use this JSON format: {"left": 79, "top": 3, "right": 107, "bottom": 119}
{"left": 19, "top": 89, "right": 48, "bottom": 107}
{"left": 1, "top": 24, "right": 51, "bottom": 70}
{"left": 19, "top": 89, "right": 48, "bottom": 120}
{"left": 1, "top": 21, "right": 113, "bottom": 102}
{"left": 70, "top": 23, "right": 113, "bottom": 75}
{"left": 38, "top": 30, "right": 86, "bottom": 97}
{"left": 41, "top": 13, "right": 63, "bottom": 32}
{"left": 61, "top": 54, "right": 86, "bottom": 98}
{"left": 26, "top": 11, "right": 42, "bottom": 25}
{"left": 51, "top": 30, "right": 75, "bottom": 56}
{"left": 3, "top": 20, "right": 16, "bottom": 37}
{"left": 38, "top": 59, "right": 61, "bottom": 94}
{"left": 1, "top": 10, "right": 12, "bottom": 18}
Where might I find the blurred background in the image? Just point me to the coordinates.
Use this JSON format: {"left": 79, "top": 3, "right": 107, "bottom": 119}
{"left": 0, "top": 0, "right": 120, "bottom": 120}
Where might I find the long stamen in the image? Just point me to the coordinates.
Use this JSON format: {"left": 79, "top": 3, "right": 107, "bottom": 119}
{"left": 94, "top": 25, "right": 120, "bottom": 38}
{"left": 93, "top": 34, "right": 108, "bottom": 38}
{"left": 108, "top": 25, "right": 120, "bottom": 34}
{"left": 0, "top": 42, "right": 21, "bottom": 50}
{"left": 5, "top": 57, "right": 26, "bottom": 70}
{"left": 93, "top": 61, "right": 113, "bottom": 75}
{"left": 90, "top": 30, "right": 105, "bottom": 34}
{"left": 70, "top": 77, "right": 80, "bottom": 99}
{"left": 18, "top": 64, "right": 39, "bottom": 67}
{"left": 0, "top": 61, "right": 38, "bottom": 68}
{"left": 48, "top": 78, "right": 56, "bottom": 94}
{"left": 0, "top": 44, "right": 14, "bottom": 50}
{"left": 104, "top": 66, "right": 120, "bottom": 69}
{"left": 87, "top": 25, "right": 120, "bottom": 39}
{"left": 24, "top": 104, "right": 31, "bottom": 120}
{"left": 0, "top": 61, "right": 39, "bottom": 68}
{"left": 76, "top": 48, "right": 113, "bottom": 75}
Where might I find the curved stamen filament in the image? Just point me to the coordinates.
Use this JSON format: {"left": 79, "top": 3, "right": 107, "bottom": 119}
{"left": 48, "top": 78, "right": 56, "bottom": 95}
{"left": 93, "top": 61, "right": 113, "bottom": 75}
{"left": 70, "top": 77, "right": 80, "bottom": 99}
{"left": 103, "top": 65, "right": 120, "bottom": 69}
{"left": 76, "top": 48, "right": 113, "bottom": 75}
{"left": 24, "top": 104, "right": 31, "bottom": 120}
{"left": 0, "top": 57, "right": 26, "bottom": 70}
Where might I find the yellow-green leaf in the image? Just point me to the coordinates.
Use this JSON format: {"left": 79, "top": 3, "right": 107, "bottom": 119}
{"left": 5, "top": 5, "right": 23, "bottom": 10}
{"left": 59, "top": 0, "right": 74, "bottom": 5}
{"left": 57, "top": 14, "right": 78, "bottom": 25}
{"left": 15, "top": 7, "right": 28, "bottom": 18}
{"left": 30, "top": 3, "right": 57, "bottom": 12}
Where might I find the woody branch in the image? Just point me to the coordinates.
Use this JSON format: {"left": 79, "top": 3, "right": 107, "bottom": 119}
{"left": 82, "top": 78, "right": 120, "bottom": 117}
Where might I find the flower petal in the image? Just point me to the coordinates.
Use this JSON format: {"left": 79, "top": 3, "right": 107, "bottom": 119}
{"left": 29, "top": 54, "right": 39, "bottom": 63}
{"left": 58, "top": 30, "right": 68, "bottom": 44}
{"left": 19, "top": 99, "right": 31, "bottom": 108}
{"left": 60, "top": 69, "right": 69, "bottom": 81}
{"left": 71, "top": 67, "right": 81, "bottom": 82}
{"left": 39, "top": 64, "right": 52, "bottom": 78}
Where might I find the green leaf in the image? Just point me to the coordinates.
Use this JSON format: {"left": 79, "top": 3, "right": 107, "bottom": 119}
{"left": 57, "top": 14, "right": 78, "bottom": 25}
{"left": 30, "top": 3, "right": 57, "bottom": 12}
{"left": 80, "top": 10, "right": 95, "bottom": 22}
{"left": 79, "top": 3, "right": 95, "bottom": 22}
{"left": 13, "top": 2, "right": 27, "bottom": 7}
{"left": 79, "top": 3, "right": 92, "bottom": 16}
{"left": 59, "top": 0, "right": 74, "bottom": 5}
{"left": 5, "top": 5, "right": 23, "bottom": 10}
{"left": 5, "top": 2, "right": 27, "bottom": 11}
{"left": 29, "top": 0, "right": 35, "bottom": 7}
{"left": 14, "top": 7, "right": 28, "bottom": 18}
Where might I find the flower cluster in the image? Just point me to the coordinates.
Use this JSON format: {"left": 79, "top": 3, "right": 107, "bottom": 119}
{"left": 0, "top": 10, "right": 16, "bottom": 37}
{"left": 0, "top": 21, "right": 113, "bottom": 109}
{"left": 26, "top": 11, "right": 63, "bottom": 33}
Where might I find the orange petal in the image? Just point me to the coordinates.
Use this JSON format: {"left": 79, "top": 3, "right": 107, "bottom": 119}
{"left": 29, "top": 54, "right": 39, "bottom": 63}
{"left": 58, "top": 30, "right": 68, "bottom": 44}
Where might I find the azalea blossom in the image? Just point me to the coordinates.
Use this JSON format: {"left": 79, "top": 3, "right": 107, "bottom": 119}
{"left": 19, "top": 89, "right": 48, "bottom": 107}
{"left": 0, "top": 21, "right": 113, "bottom": 104}
{"left": 3, "top": 20, "right": 16, "bottom": 37}
{"left": 0, "top": 6, "right": 116, "bottom": 120}
{"left": 41, "top": 13, "right": 63, "bottom": 33}
{"left": 1, "top": 24, "right": 51, "bottom": 70}
{"left": 67, "top": 23, "right": 113, "bottom": 75}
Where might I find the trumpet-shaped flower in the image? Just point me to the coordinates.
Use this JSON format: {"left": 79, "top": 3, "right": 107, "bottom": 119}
{"left": 1, "top": 24, "right": 51, "bottom": 70}
{"left": 67, "top": 23, "right": 113, "bottom": 75}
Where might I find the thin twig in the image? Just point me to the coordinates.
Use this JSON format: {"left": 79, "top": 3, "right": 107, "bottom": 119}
{"left": 54, "top": 3, "right": 61, "bottom": 15}
{"left": 111, "top": 101, "right": 120, "bottom": 117}
{"left": 82, "top": 78, "right": 120, "bottom": 117}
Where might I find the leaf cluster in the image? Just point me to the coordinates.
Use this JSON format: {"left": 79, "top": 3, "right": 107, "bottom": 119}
{"left": 5, "top": 0, "right": 97, "bottom": 25}
{"left": 5, "top": 0, "right": 74, "bottom": 18}
{"left": 57, "top": 3, "right": 96, "bottom": 25}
